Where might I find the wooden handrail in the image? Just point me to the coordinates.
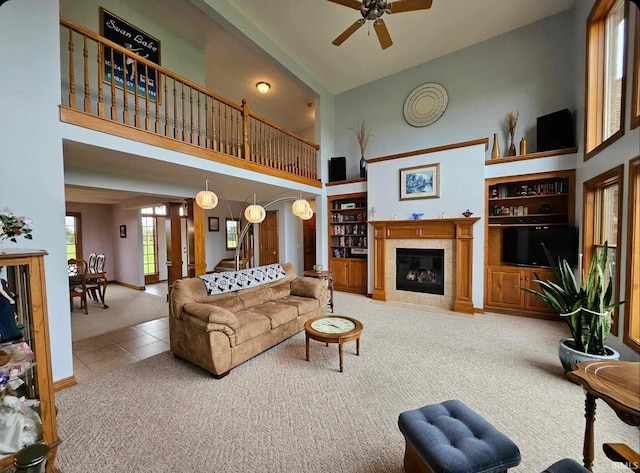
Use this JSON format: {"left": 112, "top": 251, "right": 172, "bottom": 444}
{"left": 60, "top": 17, "right": 319, "bottom": 182}
{"left": 248, "top": 111, "right": 320, "bottom": 150}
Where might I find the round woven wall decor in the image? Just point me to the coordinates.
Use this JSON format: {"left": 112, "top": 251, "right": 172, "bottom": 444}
{"left": 403, "top": 82, "right": 448, "bottom": 127}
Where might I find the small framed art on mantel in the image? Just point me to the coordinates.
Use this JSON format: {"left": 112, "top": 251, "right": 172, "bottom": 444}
{"left": 399, "top": 163, "right": 440, "bottom": 200}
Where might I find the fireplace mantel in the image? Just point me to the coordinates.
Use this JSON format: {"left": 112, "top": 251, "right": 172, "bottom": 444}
{"left": 369, "top": 218, "right": 480, "bottom": 313}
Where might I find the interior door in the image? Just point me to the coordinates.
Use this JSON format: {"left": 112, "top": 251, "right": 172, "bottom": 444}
{"left": 259, "top": 210, "right": 279, "bottom": 266}
{"left": 303, "top": 214, "right": 316, "bottom": 271}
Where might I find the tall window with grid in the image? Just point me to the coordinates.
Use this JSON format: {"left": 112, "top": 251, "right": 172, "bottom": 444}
{"left": 65, "top": 213, "right": 82, "bottom": 261}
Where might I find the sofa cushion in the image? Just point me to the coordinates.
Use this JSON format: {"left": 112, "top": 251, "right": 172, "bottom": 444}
{"left": 291, "top": 277, "right": 324, "bottom": 299}
{"left": 182, "top": 303, "right": 240, "bottom": 331}
{"left": 195, "top": 293, "right": 244, "bottom": 313}
{"left": 233, "top": 312, "right": 272, "bottom": 346}
{"left": 236, "top": 302, "right": 298, "bottom": 331}
{"left": 279, "top": 295, "right": 321, "bottom": 315}
{"left": 238, "top": 288, "right": 271, "bottom": 310}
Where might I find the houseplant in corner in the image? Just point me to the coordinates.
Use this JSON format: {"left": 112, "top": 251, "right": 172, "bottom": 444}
{"left": 522, "top": 242, "right": 624, "bottom": 372}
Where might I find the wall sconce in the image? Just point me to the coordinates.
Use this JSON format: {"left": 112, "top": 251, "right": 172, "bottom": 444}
{"left": 256, "top": 81, "right": 271, "bottom": 94}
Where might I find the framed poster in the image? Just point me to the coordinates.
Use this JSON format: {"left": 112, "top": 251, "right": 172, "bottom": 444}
{"left": 208, "top": 217, "right": 219, "bottom": 232}
{"left": 399, "top": 163, "right": 440, "bottom": 200}
{"left": 119, "top": 225, "right": 127, "bottom": 238}
{"left": 100, "top": 8, "right": 161, "bottom": 101}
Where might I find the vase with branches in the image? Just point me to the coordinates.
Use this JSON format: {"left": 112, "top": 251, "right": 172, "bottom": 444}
{"left": 350, "top": 120, "right": 373, "bottom": 178}
{"left": 506, "top": 111, "right": 519, "bottom": 156}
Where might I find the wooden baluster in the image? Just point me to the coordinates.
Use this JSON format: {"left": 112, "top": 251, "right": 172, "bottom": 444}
{"left": 224, "top": 105, "right": 228, "bottom": 155}
{"left": 163, "top": 76, "right": 169, "bottom": 136}
{"left": 83, "top": 35, "right": 90, "bottom": 113}
{"left": 155, "top": 73, "right": 161, "bottom": 134}
{"left": 109, "top": 48, "right": 117, "bottom": 120}
{"left": 68, "top": 28, "right": 76, "bottom": 109}
{"left": 172, "top": 79, "right": 177, "bottom": 138}
{"left": 133, "top": 59, "right": 141, "bottom": 128}
{"left": 181, "top": 82, "right": 186, "bottom": 141}
{"left": 96, "top": 41, "right": 104, "bottom": 117}
{"left": 122, "top": 53, "right": 129, "bottom": 125}
{"left": 230, "top": 108, "right": 235, "bottom": 156}
{"left": 242, "top": 100, "right": 249, "bottom": 160}
{"left": 205, "top": 95, "right": 210, "bottom": 149}
{"left": 212, "top": 99, "right": 218, "bottom": 151}
{"left": 189, "top": 88, "right": 195, "bottom": 144}
{"left": 144, "top": 64, "right": 151, "bottom": 131}
{"left": 217, "top": 100, "right": 222, "bottom": 152}
{"left": 197, "top": 92, "right": 202, "bottom": 147}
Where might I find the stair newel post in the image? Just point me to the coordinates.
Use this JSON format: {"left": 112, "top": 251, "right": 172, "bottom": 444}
{"left": 242, "top": 99, "right": 251, "bottom": 161}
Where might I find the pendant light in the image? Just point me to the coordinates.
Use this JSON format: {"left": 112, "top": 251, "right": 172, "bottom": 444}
{"left": 292, "top": 190, "right": 310, "bottom": 217}
{"left": 195, "top": 179, "right": 219, "bottom": 210}
{"left": 244, "top": 194, "right": 266, "bottom": 223}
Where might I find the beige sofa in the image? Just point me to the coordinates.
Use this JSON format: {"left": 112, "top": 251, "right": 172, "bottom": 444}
{"left": 169, "top": 263, "right": 326, "bottom": 378}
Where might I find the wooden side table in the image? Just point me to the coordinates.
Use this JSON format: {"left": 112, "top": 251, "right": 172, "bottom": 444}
{"left": 303, "top": 270, "right": 334, "bottom": 313}
{"left": 567, "top": 360, "right": 640, "bottom": 471}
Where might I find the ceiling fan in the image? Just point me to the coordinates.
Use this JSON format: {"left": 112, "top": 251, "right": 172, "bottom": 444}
{"left": 329, "top": 0, "right": 433, "bottom": 50}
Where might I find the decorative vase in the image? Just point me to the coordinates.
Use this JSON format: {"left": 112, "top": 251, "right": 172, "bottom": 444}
{"left": 359, "top": 156, "right": 367, "bottom": 179}
{"left": 491, "top": 133, "right": 501, "bottom": 159}
{"left": 519, "top": 137, "right": 527, "bottom": 155}
{"left": 558, "top": 338, "right": 620, "bottom": 373}
{"left": 508, "top": 136, "right": 516, "bottom": 156}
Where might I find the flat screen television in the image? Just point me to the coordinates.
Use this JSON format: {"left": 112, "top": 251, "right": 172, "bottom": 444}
{"left": 502, "top": 226, "right": 578, "bottom": 268}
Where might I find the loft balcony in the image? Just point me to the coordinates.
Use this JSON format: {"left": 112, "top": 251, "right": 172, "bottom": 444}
{"left": 59, "top": 18, "right": 321, "bottom": 188}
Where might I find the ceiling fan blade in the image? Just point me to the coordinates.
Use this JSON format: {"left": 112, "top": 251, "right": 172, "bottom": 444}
{"left": 327, "top": 0, "right": 362, "bottom": 10}
{"left": 332, "top": 19, "right": 366, "bottom": 46}
{"left": 388, "top": 0, "right": 433, "bottom": 13}
{"left": 374, "top": 19, "right": 393, "bottom": 49}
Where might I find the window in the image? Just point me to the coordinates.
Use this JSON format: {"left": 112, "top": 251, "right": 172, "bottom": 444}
{"left": 226, "top": 218, "right": 240, "bottom": 251}
{"left": 631, "top": 7, "right": 640, "bottom": 129}
{"left": 585, "top": 0, "right": 628, "bottom": 159}
{"left": 583, "top": 165, "right": 624, "bottom": 334}
{"left": 624, "top": 157, "right": 640, "bottom": 352}
{"left": 65, "top": 213, "right": 82, "bottom": 261}
{"left": 141, "top": 206, "right": 164, "bottom": 284}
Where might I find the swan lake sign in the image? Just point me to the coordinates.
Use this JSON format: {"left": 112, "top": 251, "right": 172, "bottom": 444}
{"left": 100, "top": 8, "right": 161, "bottom": 101}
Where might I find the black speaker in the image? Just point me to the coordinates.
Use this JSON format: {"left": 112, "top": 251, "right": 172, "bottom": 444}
{"left": 329, "top": 156, "right": 346, "bottom": 182}
{"left": 537, "top": 109, "right": 574, "bottom": 152}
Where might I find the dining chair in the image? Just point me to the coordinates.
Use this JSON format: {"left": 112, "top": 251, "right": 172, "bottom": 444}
{"left": 85, "top": 254, "right": 108, "bottom": 308}
{"left": 68, "top": 258, "right": 88, "bottom": 314}
{"left": 87, "top": 253, "right": 97, "bottom": 273}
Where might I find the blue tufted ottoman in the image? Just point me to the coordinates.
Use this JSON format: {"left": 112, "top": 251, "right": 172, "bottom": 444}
{"left": 398, "top": 400, "right": 521, "bottom": 473}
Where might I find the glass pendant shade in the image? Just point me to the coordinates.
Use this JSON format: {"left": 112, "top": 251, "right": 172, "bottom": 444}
{"left": 292, "top": 198, "right": 310, "bottom": 217}
{"left": 195, "top": 190, "right": 218, "bottom": 210}
{"left": 245, "top": 204, "right": 266, "bottom": 223}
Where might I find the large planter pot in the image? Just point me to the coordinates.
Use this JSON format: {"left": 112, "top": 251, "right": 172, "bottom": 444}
{"left": 558, "top": 338, "right": 620, "bottom": 373}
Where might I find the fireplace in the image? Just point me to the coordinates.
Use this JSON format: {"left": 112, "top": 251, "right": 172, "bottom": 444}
{"left": 396, "top": 248, "right": 445, "bottom": 295}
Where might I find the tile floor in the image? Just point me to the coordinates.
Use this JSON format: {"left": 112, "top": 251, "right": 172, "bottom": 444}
{"left": 72, "top": 316, "right": 170, "bottom": 383}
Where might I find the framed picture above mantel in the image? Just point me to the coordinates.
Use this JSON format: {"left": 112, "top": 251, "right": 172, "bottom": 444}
{"left": 399, "top": 163, "right": 440, "bottom": 200}
{"left": 100, "top": 7, "right": 161, "bottom": 101}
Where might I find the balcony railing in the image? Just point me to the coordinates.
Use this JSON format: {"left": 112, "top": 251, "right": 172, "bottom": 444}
{"left": 59, "top": 18, "right": 320, "bottom": 184}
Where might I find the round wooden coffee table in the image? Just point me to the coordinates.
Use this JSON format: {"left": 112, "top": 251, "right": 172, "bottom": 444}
{"left": 304, "top": 315, "right": 363, "bottom": 373}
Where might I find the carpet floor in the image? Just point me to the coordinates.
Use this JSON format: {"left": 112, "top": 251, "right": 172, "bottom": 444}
{"left": 56, "top": 292, "right": 639, "bottom": 472}
{"left": 71, "top": 284, "right": 168, "bottom": 341}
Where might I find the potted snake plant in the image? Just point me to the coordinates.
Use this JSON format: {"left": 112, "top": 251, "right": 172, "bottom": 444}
{"left": 522, "top": 242, "right": 624, "bottom": 372}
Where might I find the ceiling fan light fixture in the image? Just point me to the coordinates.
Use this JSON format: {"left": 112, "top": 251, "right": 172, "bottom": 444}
{"left": 256, "top": 82, "right": 271, "bottom": 94}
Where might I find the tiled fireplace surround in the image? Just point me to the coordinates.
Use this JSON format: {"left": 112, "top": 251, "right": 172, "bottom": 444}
{"left": 370, "top": 218, "right": 480, "bottom": 314}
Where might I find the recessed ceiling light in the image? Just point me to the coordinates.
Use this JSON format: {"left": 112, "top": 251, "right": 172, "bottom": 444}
{"left": 256, "top": 82, "right": 271, "bottom": 94}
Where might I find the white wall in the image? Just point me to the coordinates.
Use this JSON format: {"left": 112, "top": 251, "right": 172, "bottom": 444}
{"left": 0, "top": 0, "right": 72, "bottom": 381}
{"left": 571, "top": 1, "right": 640, "bottom": 361}
{"left": 334, "top": 10, "right": 577, "bottom": 179}
{"left": 203, "top": 200, "right": 245, "bottom": 271}
{"left": 112, "top": 206, "right": 144, "bottom": 287}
